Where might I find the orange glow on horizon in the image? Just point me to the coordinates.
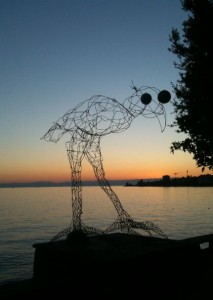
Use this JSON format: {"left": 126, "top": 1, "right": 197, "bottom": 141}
{"left": 0, "top": 164, "right": 211, "bottom": 184}
{"left": 1, "top": 147, "right": 212, "bottom": 184}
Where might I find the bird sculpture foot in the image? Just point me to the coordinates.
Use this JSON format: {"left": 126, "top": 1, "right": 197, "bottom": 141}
{"left": 50, "top": 215, "right": 167, "bottom": 242}
{"left": 50, "top": 222, "right": 105, "bottom": 242}
{"left": 105, "top": 214, "right": 168, "bottom": 239}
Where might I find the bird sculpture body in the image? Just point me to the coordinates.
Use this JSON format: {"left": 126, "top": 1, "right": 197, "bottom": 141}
{"left": 42, "top": 86, "right": 171, "bottom": 240}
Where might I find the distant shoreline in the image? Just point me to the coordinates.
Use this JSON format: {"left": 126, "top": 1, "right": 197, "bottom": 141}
{"left": 0, "top": 179, "right": 137, "bottom": 188}
{"left": 1, "top": 175, "right": 213, "bottom": 188}
{"left": 125, "top": 174, "right": 213, "bottom": 187}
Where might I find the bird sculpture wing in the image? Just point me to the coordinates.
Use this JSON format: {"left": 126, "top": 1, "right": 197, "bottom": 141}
{"left": 42, "top": 95, "right": 132, "bottom": 142}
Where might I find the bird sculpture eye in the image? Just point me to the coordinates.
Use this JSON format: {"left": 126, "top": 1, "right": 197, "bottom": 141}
{"left": 140, "top": 93, "right": 152, "bottom": 105}
{"left": 158, "top": 90, "right": 171, "bottom": 104}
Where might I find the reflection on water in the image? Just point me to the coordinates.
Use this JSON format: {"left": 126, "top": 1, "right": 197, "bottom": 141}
{"left": 0, "top": 186, "right": 213, "bottom": 284}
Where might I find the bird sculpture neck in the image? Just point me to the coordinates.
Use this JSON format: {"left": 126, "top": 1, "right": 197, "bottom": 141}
{"left": 122, "top": 93, "right": 142, "bottom": 118}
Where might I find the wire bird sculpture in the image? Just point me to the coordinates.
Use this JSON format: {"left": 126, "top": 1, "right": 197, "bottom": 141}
{"left": 42, "top": 85, "right": 171, "bottom": 241}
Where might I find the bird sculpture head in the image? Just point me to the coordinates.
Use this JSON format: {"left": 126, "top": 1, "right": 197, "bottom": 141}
{"left": 123, "top": 85, "right": 171, "bottom": 131}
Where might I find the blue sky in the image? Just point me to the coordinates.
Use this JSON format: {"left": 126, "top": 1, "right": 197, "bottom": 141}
{"left": 1, "top": 0, "right": 207, "bottom": 183}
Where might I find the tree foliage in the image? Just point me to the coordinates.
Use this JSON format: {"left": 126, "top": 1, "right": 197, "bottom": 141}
{"left": 169, "top": 0, "right": 213, "bottom": 171}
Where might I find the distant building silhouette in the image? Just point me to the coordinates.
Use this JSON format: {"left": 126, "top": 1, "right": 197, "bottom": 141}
{"left": 162, "top": 175, "right": 170, "bottom": 185}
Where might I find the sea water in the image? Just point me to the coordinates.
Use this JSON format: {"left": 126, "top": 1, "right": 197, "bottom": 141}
{"left": 0, "top": 186, "right": 213, "bottom": 285}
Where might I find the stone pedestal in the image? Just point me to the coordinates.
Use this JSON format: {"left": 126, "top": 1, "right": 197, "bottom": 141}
{"left": 32, "top": 233, "right": 213, "bottom": 298}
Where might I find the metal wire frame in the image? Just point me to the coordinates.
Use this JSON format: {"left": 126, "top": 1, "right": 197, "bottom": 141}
{"left": 42, "top": 85, "right": 169, "bottom": 241}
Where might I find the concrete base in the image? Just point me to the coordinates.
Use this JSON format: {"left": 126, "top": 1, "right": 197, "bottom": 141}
{"left": 32, "top": 233, "right": 213, "bottom": 298}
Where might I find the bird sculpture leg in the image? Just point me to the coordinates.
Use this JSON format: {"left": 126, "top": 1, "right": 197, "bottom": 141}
{"left": 67, "top": 139, "right": 104, "bottom": 236}
{"left": 86, "top": 139, "right": 167, "bottom": 238}
{"left": 50, "top": 138, "right": 84, "bottom": 240}
{"left": 86, "top": 140, "right": 134, "bottom": 232}
{"left": 68, "top": 147, "right": 83, "bottom": 231}
{"left": 51, "top": 137, "right": 104, "bottom": 241}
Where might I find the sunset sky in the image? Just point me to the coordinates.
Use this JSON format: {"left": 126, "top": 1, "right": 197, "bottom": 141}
{"left": 0, "top": 0, "right": 211, "bottom": 183}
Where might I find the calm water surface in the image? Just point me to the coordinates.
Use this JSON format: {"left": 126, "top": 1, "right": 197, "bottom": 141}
{"left": 0, "top": 186, "right": 213, "bottom": 285}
